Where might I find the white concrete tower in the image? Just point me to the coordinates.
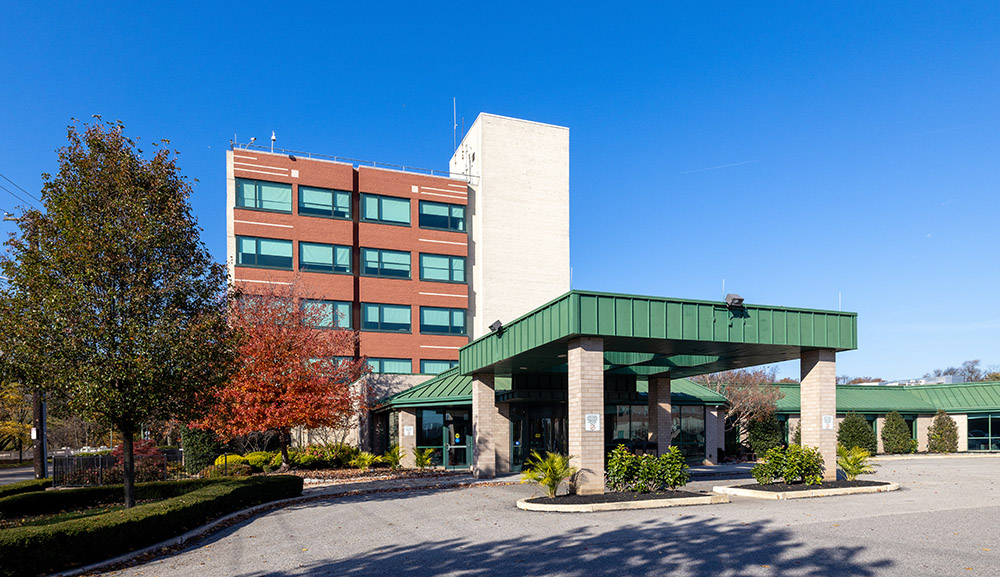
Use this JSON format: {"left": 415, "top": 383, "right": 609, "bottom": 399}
{"left": 450, "top": 113, "right": 570, "bottom": 339}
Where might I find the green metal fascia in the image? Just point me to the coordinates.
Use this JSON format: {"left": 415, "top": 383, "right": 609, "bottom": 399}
{"left": 460, "top": 290, "right": 858, "bottom": 374}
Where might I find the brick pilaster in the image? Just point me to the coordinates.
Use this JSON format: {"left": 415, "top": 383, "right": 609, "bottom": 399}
{"left": 705, "top": 407, "right": 723, "bottom": 464}
{"left": 649, "top": 376, "right": 672, "bottom": 455}
{"left": 800, "top": 349, "right": 837, "bottom": 481}
{"left": 568, "top": 337, "right": 605, "bottom": 494}
{"left": 472, "top": 373, "right": 497, "bottom": 478}
{"left": 496, "top": 402, "right": 512, "bottom": 473}
{"left": 398, "top": 409, "right": 417, "bottom": 469}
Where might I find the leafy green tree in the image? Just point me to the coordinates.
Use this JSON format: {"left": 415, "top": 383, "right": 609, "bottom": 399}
{"left": 0, "top": 119, "right": 238, "bottom": 507}
{"left": 927, "top": 410, "right": 959, "bottom": 453}
{"left": 747, "top": 414, "right": 785, "bottom": 455}
{"left": 837, "top": 412, "right": 877, "bottom": 454}
{"left": 880, "top": 411, "right": 913, "bottom": 454}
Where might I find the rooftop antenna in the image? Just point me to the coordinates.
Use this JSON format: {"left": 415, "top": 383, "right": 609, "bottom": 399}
{"left": 270, "top": 131, "right": 276, "bottom": 153}
{"left": 839, "top": 291, "right": 842, "bottom": 311}
{"left": 248, "top": 136, "right": 256, "bottom": 150}
{"left": 722, "top": 278, "right": 725, "bottom": 301}
{"left": 453, "top": 97, "right": 457, "bottom": 150}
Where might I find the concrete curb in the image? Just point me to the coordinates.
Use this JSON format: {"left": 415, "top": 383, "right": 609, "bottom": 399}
{"left": 55, "top": 478, "right": 514, "bottom": 577}
{"left": 871, "top": 453, "right": 1000, "bottom": 462}
{"left": 516, "top": 492, "right": 729, "bottom": 513}
{"left": 712, "top": 482, "right": 899, "bottom": 500}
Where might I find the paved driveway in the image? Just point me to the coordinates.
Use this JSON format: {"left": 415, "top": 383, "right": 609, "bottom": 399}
{"left": 0, "top": 465, "right": 34, "bottom": 485}
{"left": 101, "top": 456, "right": 999, "bottom": 577}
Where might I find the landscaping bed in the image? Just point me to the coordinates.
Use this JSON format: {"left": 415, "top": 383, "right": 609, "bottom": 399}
{"left": 525, "top": 489, "right": 704, "bottom": 505}
{"left": 732, "top": 480, "right": 891, "bottom": 492}
{"left": 290, "top": 467, "right": 465, "bottom": 484}
{"left": 0, "top": 475, "right": 303, "bottom": 577}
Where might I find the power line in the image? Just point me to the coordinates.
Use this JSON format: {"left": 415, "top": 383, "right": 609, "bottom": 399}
{"left": 0, "top": 171, "right": 42, "bottom": 204}
{"left": 0, "top": 182, "right": 41, "bottom": 211}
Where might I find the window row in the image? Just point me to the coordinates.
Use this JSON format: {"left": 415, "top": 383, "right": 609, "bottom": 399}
{"left": 361, "top": 303, "right": 466, "bottom": 335}
{"left": 235, "top": 178, "right": 466, "bottom": 232}
{"left": 236, "top": 236, "right": 465, "bottom": 282}
{"left": 366, "top": 358, "right": 459, "bottom": 375}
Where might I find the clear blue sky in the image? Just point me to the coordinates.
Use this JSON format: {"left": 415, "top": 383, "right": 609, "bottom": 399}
{"left": 2, "top": 3, "right": 998, "bottom": 381}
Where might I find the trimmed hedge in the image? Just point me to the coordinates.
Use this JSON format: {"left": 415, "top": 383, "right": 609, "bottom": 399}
{"left": 0, "top": 475, "right": 303, "bottom": 577}
{"left": 0, "top": 479, "right": 222, "bottom": 519}
{"left": 0, "top": 479, "right": 51, "bottom": 500}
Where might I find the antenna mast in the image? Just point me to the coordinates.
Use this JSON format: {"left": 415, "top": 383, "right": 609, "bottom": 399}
{"left": 453, "top": 97, "right": 457, "bottom": 150}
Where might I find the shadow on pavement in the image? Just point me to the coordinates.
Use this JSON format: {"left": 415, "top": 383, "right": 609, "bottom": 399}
{"left": 235, "top": 512, "right": 893, "bottom": 577}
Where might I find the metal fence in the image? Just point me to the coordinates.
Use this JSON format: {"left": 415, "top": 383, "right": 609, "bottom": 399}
{"left": 52, "top": 452, "right": 185, "bottom": 487}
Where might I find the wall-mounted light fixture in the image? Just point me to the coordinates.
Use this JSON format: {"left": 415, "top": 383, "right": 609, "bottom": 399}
{"left": 725, "top": 293, "right": 745, "bottom": 308}
{"left": 489, "top": 320, "right": 504, "bottom": 336}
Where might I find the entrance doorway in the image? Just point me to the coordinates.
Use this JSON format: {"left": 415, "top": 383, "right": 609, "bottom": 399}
{"left": 443, "top": 409, "right": 471, "bottom": 469}
{"left": 509, "top": 404, "right": 567, "bottom": 472}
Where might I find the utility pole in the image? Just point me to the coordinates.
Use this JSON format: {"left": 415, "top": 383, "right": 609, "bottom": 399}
{"left": 3, "top": 212, "right": 47, "bottom": 479}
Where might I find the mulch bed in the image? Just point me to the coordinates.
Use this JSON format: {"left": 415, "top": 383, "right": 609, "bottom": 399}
{"left": 733, "top": 480, "right": 891, "bottom": 492}
{"left": 526, "top": 490, "right": 705, "bottom": 505}
{"left": 279, "top": 468, "right": 466, "bottom": 484}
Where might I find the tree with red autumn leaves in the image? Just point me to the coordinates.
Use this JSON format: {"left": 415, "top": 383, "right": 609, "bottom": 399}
{"left": 199, "top": 288, "right": 370, "bottom": 468}
{"left": 693, "top": 366, "right": 785, "bottom": 435}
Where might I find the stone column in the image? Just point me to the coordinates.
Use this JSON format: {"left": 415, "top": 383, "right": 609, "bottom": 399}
{"left": 398, "top": 409, "right": 417, "bottom": 469}
{"left": 916, "top": 415, "right": 932, "bottom": 451}
{"left": 875, "top": 416, "right": 886, "bottom": 453}
{"left": 568, "top": 337, "right": 605, "bottom": 495}
{"left": 954, "top": 414, "right": 968, "bottom": 452}
{"left": 800, "top": 350, "right": 837, "bottom": 481}
{"left": 705, "top": 407, "right": 723, "bottom": 464}
{"left": 648, "top": 376, "right": 672, "bottom": 455}
{"left": 472, "top": 373, "right": 497, "bottom": 478}
{"left": 496, "top": 403, "right": 512, "bottom": 473}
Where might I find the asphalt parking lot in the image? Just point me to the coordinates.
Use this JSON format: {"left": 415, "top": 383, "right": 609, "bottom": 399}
{"left": 100, "top": 455, "right": 999, "bottom": 577}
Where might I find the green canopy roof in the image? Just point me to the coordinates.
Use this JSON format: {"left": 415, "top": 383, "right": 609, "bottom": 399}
{"left": 378, "top": 368, "right": 728, "bottom": 410}
{"left": 904, "top": 382, "right": 1000, "bottom": 413}
{"left": 459, "top": 290, "right": 857, "bottom": 379}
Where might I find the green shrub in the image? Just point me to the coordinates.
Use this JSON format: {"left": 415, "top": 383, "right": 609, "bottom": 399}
{"left": 837, "top": 412, "right": 877, "bottom": 454}
{"left": 0, "top": 479, "right": 221, "bottom": 519}
{"left": 244, "top": 451, "right": 274, "bottom": 471}
{"left": 520, "top": 451, "right": 577, "bottom": 498}
{"left": 269, "top": 450, "right": 301, "bottom": 469}
{"left": 199, "top": 463, "right": 253, "bottom": 478}
{"left": 604, "top": 445, "right": 689, "bottom": 492}
{"left": 837, "top": 444, "right": 876, "bottom": 481}
{"left": 349, "top": 451, "right": 382, "bottom": 472}
{"left": 180, "top": 426, "right": 222, "bottom": 475}
{"left": 213, "top": 453, "right": 247, "bottom": 467}
{"left": 881, "top": 411, "right": 914, "bottom": 454}
{"left": 0, "top": 479, "right": 51, "bottom": 500}
{"left": 414, "top": 448, "right": 435, "bottom": 469}
{"left": 0, "top": 476, "right": 303, "bottom": 577}
{"left": 605, "top": 445, "right": 639, "bottom": 492}
{"left": 383, "top": 445, "right": 405, "bottom": 471}
{"left": 329, "top": 443, "right": 360, "bottom": 468}
{"left": 927, "top": 410, "right": 959, "bottom": 453}
{"left": 791, "top": 421, "right": 801, "bottom": 445}
{"left": 747, "top": 415, "right": 785, "bottom": 455}
{"left": 751, "top": 445, "right": 824, "bottom": 485}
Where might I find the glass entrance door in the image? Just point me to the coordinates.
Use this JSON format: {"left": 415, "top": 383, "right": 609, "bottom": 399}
{"left": 443, "top": 409, "right": 471, "bottom": 469}
{"left": 510, "top": 405, "right": 567, "bottom": 472}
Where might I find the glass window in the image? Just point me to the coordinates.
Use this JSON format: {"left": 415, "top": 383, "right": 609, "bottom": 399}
{"left": 367, "top": 357, "right": 412, "bottom": 374}
{"left": 236, "top": 178, "right": 292, "bottom": 213}
{"left": 299, "top": 242, "right": 351, "bottom": 273}
{"left": 417, "top": 409, "right": 444, "bottom": 447}
{"left": 419, "top": 307, "right": 466, "bottom": 335}
{"left": 361, "top": 303, "right": 411, "bottom": 332}
{"left": 299, "top": 186, "right": 350, "bottom": 219}
{"left": 361, "top": 194, "right": 410, "bottom": 226}
{"left": 362, "top": 248, "right": 411, "bottom": 278}
{"left": 419, "top": 201, "right": 465, "bottom": 231}
{"left": 419, "top": 253, "right": 466, "bottom": 283}
{"left": 420, "top": 359, "right": 458, "bottom": 374}
{"left": 302, "top": 300, "right": 351, "bottom": 329}
{"left": 671, "top": 405, "right": 706, "bottom": 458}
{"left": 236, "top": 236, "right": 293, "bottom": 270}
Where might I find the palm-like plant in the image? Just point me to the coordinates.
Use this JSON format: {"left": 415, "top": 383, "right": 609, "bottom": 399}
{"left": 837, "top": 443, "right": 876, "bottom": 481}
{"left": 414, "top": 447, "right": 436, "bottom": 469}
{"left": 520, "top": 451, "right": 577, "bottom": 498}
{"left": 349, "top": 451, "right": 383, "bottom": 472}
{"left": 383, "top": 445, "right": 405, "bottom": 471}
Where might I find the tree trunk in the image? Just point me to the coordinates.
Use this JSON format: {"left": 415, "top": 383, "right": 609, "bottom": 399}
{"left": 122, "top": 429, "right": 136, "bottom": 508}
{"left": 279, "top": 429, "right": 291, "bottom": 470}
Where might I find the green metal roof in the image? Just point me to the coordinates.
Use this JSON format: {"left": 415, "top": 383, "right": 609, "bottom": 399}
{"left": 378, "top": 367, "right": 471, "bottom": 408}
{"left": 904, "top": 382, "right": 1000, "bottom": 413}
{"left": 378, "top": 369, "right": 728, "bottom": 410}
{"left": 776, "top": 384, "right": 938, "bottom": 414}
{"left": 459, "top": 290, "right": 858, "bottom": 378}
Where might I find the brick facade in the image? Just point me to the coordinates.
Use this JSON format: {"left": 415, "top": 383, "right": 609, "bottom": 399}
{"left": 471, "top": 373, "right": 497, "bottom": 478}
{"left": 648, "top": 376, "right": 672, "bottom": 455}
